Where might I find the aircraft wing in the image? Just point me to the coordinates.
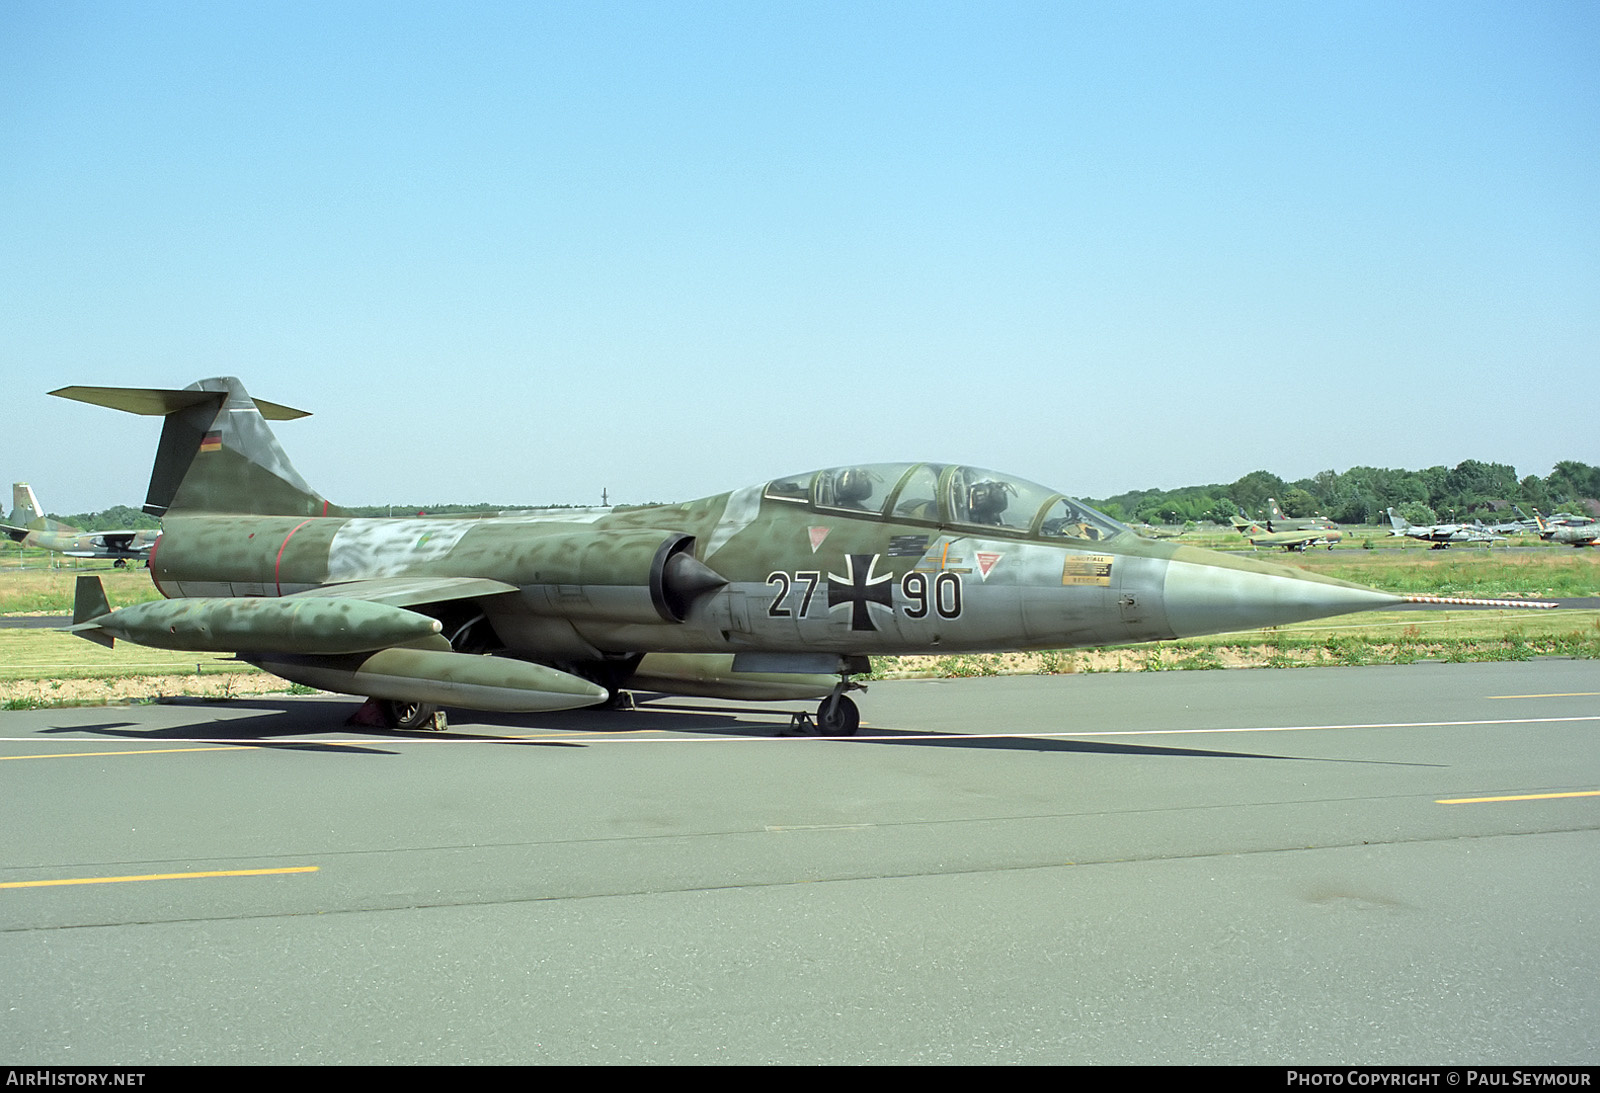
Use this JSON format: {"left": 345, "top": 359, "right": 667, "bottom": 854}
{"left": 287, "top": 576, "right": 521, "bottom": 609}
{"left": 92, "top": 531, "right": 155, "bottom": 553}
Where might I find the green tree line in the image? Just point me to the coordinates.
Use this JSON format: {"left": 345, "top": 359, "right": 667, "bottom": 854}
{"left": 1087, "top": 460, "right": 1600, "bottom": 527}
{"left": 41, "top": 460, "right": 1600, "bottom": 531}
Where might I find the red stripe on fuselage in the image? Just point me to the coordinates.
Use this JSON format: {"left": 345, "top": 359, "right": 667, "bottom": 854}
{"left": 275, "top": 520, "right": 315, "bottom": 597}
{"left": 148, "top": 535, "right": 167, "bottom": 598}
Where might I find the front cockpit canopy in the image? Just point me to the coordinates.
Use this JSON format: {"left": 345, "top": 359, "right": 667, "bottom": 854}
{"left": 764, "top": 463, "right": 1127, "bottom": 541}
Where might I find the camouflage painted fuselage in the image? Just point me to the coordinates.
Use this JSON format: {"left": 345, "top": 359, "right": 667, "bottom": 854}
{"left": 151, "top": 482, "right": 1396, "bottom": 665}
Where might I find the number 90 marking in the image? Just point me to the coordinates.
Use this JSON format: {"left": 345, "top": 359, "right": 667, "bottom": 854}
{"left": 901, "top": 570, "right": 962, "bottom": 620}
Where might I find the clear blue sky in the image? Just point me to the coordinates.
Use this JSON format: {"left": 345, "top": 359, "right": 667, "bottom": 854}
{"left": 3, "top": 1, "right": 1595, "bottom": 511}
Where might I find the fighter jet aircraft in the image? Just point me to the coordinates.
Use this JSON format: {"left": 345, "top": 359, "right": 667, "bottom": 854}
{"left": 2, "top": 483, "right": 159, "bottom": 565}
{"left": 1530, "top": 509, "right": 1597, "bottom": 543}
{"left": 1530, "top": 510, "right": 1600, "bottom": 547}
{"left": 1547, "top": 524, "right": 1600, "bottom": 547}
{"left": 1265, "top": 498, "right": 1337, "bottom": 532}
{"left": 53, "top": 377, "right": 1546, "bottom": 733}
{"left": 1229, "top": 499, "right": 1337, "bottom": 539}
{"left": 1228, "top": 500, "right": 1341, "bottom": 551}
{"left": 1237, "top": 521, "right": 1343, "bottom": 552}
{"left": 1479, "top": 507, "right": 1538, "bottom": 537}
{"left": 1386, "top": 508, "right": 1503, "bottom": 549}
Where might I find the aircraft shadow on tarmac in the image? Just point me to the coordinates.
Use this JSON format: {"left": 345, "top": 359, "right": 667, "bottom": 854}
{"left": 39, "top": 695, "right": 1437, "bottom": 766}
{"left": 471, "top": 697, "right": 1433, "bottom": 765}
{"left": 42, "top": 701, "right": 415, "bottom": 755}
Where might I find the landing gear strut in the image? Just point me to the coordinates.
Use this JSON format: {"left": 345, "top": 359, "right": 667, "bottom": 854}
{"left": 789, "top": 677, "right": 866, "bottom": 737}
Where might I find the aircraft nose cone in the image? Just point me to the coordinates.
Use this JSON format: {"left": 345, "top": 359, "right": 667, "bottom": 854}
{"left": 1162, "top": 553, "right": 1401, "bottom": 638}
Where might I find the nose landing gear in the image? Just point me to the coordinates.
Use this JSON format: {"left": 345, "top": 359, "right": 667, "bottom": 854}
{"left": 788, "top": 678, "right": 866, "bottom": 737}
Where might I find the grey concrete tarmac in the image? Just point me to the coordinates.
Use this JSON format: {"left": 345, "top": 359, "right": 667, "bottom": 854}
{"left": 2, "top": 660, "right": 1598, "bottom": 1065}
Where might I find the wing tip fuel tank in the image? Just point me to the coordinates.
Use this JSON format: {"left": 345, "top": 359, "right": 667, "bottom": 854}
{"left": 71, "top": 592, "right": 445, "bottom": 655}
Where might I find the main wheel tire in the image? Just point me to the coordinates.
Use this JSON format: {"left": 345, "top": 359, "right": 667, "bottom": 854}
{"left": 381, "top": 699, "right": 439, "bottom": 731}
{"left": 815, "top": 695, "right": 860, "bottom": 737}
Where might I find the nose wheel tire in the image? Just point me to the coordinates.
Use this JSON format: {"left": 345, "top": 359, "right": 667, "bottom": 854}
{"left": 815, "top": 694, "right": 860, "bottom": 737}
{"left": 382, "top": 699, "right": 441, "bottom": 731}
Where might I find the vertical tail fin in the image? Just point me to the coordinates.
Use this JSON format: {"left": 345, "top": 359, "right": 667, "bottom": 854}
{"left": 1387, "top": 508, "right": 1409, "bottom": 531}
{"left": 8, "top": 483, "right": 44, "bottom": 527}
{"left": 50, "top": 377, "right": 342, "bottom": 518}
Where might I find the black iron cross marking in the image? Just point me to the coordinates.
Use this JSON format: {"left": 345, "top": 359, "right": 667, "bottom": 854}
{"left": 828, "top": 553, "right": 894, "bottom": 631}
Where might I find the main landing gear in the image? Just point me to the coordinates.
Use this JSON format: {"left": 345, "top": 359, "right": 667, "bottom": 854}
{"left": 382, "top": 699, "right": 447, "bottom": 731}
{"left": 348, "top": 697, "right": 448, "bottom": 731}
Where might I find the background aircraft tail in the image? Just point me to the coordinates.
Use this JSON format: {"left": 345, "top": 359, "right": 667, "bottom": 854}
{"left": 50, "top": 377, "right": 342, "bottom": 518}
{"left": 8, "top": 483, "right": 45, "bottom": 527}
{"left": 1387, "top": 508, "right": 1410, "bottom": 532}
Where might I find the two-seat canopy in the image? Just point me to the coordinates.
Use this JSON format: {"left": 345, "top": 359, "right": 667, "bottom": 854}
{"left": 763, "top": 462, "right": 1127, "bottom": 541}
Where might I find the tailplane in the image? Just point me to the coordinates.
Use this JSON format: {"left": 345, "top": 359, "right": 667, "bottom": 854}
{"left": 50, "top": 377, "right": 342, "bottom": 518}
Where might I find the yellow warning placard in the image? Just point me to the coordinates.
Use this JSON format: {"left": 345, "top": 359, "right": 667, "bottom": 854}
{"left": 1061, "top": 555, "right": 1113, "bottom": 586}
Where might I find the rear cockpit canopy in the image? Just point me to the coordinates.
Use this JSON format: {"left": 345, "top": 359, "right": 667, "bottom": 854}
{"left": 763, "top": 463, "right": 1127, "bottom": 541}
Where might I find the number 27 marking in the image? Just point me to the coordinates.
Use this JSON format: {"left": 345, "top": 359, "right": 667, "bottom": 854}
{"left": 766, "top": 571, "right": 819, "bottom": 617}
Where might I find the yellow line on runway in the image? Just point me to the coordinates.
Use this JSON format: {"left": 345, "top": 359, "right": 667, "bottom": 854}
{"left": 519, "top": 730, "right": 661, "bottom": 740}
{"left": 1485, "top": 692, "right": 1600, "bottom": 699}
{"left": 1437, "top": 790, "right": 1600, "bottom": 804}
{"left": 0, "top": 746, "right": 254, "bottom": 761}
{"left": 0, "top": 866, "right": 319, "bottom": 889}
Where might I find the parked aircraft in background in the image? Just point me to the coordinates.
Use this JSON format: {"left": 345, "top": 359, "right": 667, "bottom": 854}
{"left": 1386, "top": 508, "right": 1502, "bottom": 549}
{"left": 1530, "top": 510, "right": 1599, "bottom": 547}
{"left": 2, "top": 483, "right": 159, "bottom": 565}
{"left": 1238, "top": 521, "right": 1342, "bottom": 552}
{"left": 1229, "top": 498, "right": 1341, "bottom": 550}
{"left": 1266, "top": 498, "right": 1337, "bottom": 531}
{"left": 1230, "top": 499, "right": 1338, "bottom": 537}
{"left": 1479, "top": 507, "right": 1539, "bottom": 536}
{"left": 54, "top": 377, "right": 1548, "bottom": 733}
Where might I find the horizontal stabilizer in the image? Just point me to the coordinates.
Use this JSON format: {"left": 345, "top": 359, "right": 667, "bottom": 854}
{"left": 50, "top": 385, "right": 310, "bottom": 420}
